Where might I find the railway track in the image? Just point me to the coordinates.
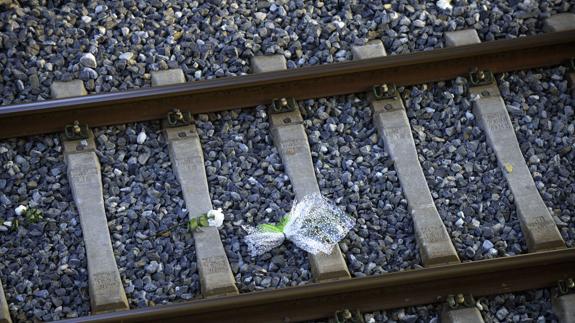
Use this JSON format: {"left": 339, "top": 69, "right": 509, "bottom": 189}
{"left": 0, "top": 7, "right": 574, "bottom": 323}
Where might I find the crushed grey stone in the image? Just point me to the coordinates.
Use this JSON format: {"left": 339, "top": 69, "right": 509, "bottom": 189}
{"left": 0, "top": 135, "right": 89, "bottom": 321}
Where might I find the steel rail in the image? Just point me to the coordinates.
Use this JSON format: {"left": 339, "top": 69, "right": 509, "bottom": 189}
{"left": 58, "top": 248, "right": 575, "bottom": 323}
{"left": 0, "top": 30, "right": 574, "bottom": 139}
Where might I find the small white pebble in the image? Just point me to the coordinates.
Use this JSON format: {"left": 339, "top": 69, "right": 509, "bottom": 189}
{"left": 137, "top": 131, "right": 147, "bottom": 144}
{"left": 81, "top": 16, "right": 92, "bottom": 24}
{"left": 471, "top": 219, "right": 481, "bottom": 228}
{"left": 455, "top": 218, "right": 464, "bottom": 227}
{"left": 482, "top": 240, "right": 494, "bottom": 251}
{"left": 119, "top": 52, "right": 134, "bottom": 61}
{"left": 254, "top": 12, "right": 267, "bottom": 21}
{"left": 15, "top": 205, "right": 27, "bottom": 216}
{"left": 333, "top": 20, "right": 345, "bottom": 29}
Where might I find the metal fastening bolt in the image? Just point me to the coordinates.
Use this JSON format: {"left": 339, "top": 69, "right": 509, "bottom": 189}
{"left": 73, "top": 120, "right": 81, "bottom": 134}
{"left": 456, "top": 294, "right": 465, "bottom": 304}
{"left": 381, "top": 84, "right": 389, "bottom": 92}
{"left": 384, "top": 104, "right": 393, "bottom": 111}
{"left": 283, "top": 117, "right": 291, "bottom": 124}
{"left": 342, "top": 310, "right": 352, "bottom": 320}
{"left": 568, "top": 278, "right": 574, "bottom": 289}
{"left": 280, "top": 97, "right": 288, "bottom": 107}
{"left": 174, "top": 109, "right": 184, "bottom": 121}
{"left": 478, "top": 70, "right": 485, "bottom": 80}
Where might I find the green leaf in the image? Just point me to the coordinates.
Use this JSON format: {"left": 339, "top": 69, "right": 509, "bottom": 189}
{"left": 188, "top": 218, "right": 198, "bottom": 232}
{"left": 198, "top": 215, "right": 209, "bottom": 227}
{"left": 257, "top": 213, "right": 291, "bottom": 233}
{"left": 276, "top": 214, "right": 290, "bottom": 232}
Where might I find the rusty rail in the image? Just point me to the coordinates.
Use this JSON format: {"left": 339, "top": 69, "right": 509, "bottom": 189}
{"left": 58, "top": 249, "right": 575, "bottom": 323}
{"left": 0, "top": 30, "right": 574, "bottom": 139}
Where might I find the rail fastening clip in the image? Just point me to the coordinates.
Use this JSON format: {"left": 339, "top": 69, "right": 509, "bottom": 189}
{"left": 166, "top": 109, "right": 193, "bottom": 128}
{"left": 270, "top": 97, "right": 298, "bottom": 114}
{"left": 468, "top": 68, "right": 494, "bottom": 87}
{"left": 64, "top": 120, "right": 89, "bottom": 141}
{"left": 332, "top": 309, "right": 365, "bottom": 323}
{"left": 371, "top": 83, "right": 397, "bottom": 100}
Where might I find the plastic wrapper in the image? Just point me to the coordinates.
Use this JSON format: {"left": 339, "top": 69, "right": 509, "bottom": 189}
{"left": 244, "top": 193, "right": 355, "bottom": 256}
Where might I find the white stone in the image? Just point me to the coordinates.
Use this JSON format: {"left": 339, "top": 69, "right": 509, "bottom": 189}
{"left": 254, "top": 12, "right": 267, "bottom": 21}
{"left": 482, "top": 240, "right": 494, "bottom": 251}
{"left": 14, "top": 205, "right": 27, "bottom": 216}
{"left": 80, "top": 53, "right": 97, "bottom": 68}
{"left": 119, "top": 52, "right": 134, "bottom": 61}
{"left": 333, "top": 21, "right": 345, "bottom": 29}
{"left": 471, "top": 219, "right": 480, "bottom": 228}
{"left": 81, "top": 16, "right": 92, "bottom": 24}
{"left": 137, "top": 131, "right": 147, "bottom": 144}
{"left": 455, "top": 218, "right": 464, "bottom": 227}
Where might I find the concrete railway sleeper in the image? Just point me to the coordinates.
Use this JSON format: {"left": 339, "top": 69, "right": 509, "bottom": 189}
{"left": 0, "top": 14, "right": 573, "bottom": 323}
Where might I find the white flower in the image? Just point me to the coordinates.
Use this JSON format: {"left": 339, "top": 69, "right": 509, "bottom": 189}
{"left": 207, "top": 208, "right": 224, "bottom": 228}
{"left": 137, "top": 131, "right": 147, "bottom": 144}
{"left": 15, "top": 205, "right": 27, "bottom": 216}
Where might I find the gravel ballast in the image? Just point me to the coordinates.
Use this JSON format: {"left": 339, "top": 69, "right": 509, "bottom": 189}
{"left": 498, "top": 67, "right": 575, "bottom": 247}
{"left": 0, "top": 136, "right": 89, "bottom": 321}
{"left": 0, "top": 1, "right": 572, "bottom": 105}
{"left": 195, "top": 108, "right": 312, "bottom": 292}
{"left": 405, "top": 79, "right": 528, "bottom": 261}
{"left": 302, "top": 95, "right": 420, "bottom": 275}
{"left": 0, "top": 0, "right": 573, "bottom": 318}
{"left": 94, "top": 122, "right": 200, "bottom": 308}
